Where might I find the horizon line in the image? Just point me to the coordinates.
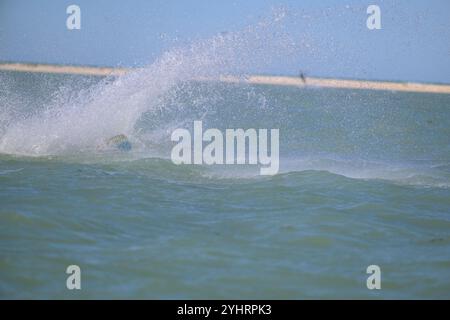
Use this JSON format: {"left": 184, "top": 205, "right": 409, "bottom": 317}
{"left": 1, "top": 62, "right": 450, "bottom": 95}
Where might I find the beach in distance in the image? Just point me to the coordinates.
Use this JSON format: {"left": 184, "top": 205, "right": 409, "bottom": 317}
{"left": 2, "top": 62, "right": 450, "bottom": 94}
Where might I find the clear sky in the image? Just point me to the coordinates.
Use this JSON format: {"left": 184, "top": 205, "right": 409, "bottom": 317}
{"left": 0, "top": 0, "right": 449, "bottom": 83}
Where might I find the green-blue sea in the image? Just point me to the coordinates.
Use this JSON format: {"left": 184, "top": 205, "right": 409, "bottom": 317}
{"left": 1, "top": 70, "right": 449, "bottom": 299}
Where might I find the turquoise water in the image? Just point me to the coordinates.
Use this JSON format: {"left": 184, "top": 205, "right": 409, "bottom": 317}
{"left": 1, "top": 68, "right": 450, "bottom": 299}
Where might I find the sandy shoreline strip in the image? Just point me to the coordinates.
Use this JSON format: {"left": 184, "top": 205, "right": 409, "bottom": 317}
{"left": 1, "top": 62, "right": 450, "bottom": 94}
{"left": 0, "top": 63, "right": 128, "bottom": 76}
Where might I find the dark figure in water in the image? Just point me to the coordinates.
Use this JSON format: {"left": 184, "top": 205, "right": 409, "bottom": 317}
{"left": 299, "top": 71, "right": 306, "bottom": 84}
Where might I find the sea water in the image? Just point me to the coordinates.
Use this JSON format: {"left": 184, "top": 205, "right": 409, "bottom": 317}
{"left": 0, "top": 15, "right": 449, "bottom": 298}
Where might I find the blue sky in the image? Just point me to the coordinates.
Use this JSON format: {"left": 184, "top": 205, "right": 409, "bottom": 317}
{"left": 0, "top": 0, "right": 449, "bottom": 83}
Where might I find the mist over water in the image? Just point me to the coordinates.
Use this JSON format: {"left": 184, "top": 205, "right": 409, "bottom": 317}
{"left": 0, "top": 9, "right": 296, "bottom": 156}
{"left": 1, "top": 10, "right": 450, "bottom": 299}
